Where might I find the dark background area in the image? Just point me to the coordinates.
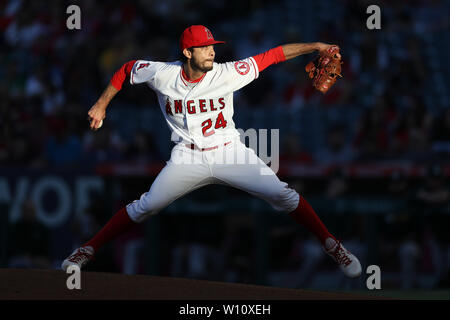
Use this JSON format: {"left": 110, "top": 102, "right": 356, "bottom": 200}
{"left": 1, "top": 0, "right": 450, "bottom": 292}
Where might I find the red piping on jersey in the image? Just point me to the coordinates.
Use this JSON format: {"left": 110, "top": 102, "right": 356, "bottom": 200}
{"left": 110, "top": 60, "right": 136, "bottom": 90}
{"left": 181, "top": 67, "right": 206, "bottom": 83}
{"left": 249, "top": 58, "right": 257, "bottom": 79}
{"left": 252, "top": 46, "right": 286, "bottom": 72}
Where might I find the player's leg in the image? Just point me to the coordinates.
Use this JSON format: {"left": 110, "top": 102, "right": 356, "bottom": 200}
{"left": 210, "top": 140, "right": 362, "bottom": 278}
{"left": 62, "top": 144, "right": 213, "bottom": 270}
{"left": 211, "top": 140, "right": 331, "bottom": 243}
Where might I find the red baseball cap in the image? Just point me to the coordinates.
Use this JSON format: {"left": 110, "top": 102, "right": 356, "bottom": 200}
{"left": 180, "top": 25, "right": 225, "bottom": 51}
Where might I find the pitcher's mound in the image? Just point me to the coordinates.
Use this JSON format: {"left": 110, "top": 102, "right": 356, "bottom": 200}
{"left": 0, "top": 268, "right": 385, "bottom": 300}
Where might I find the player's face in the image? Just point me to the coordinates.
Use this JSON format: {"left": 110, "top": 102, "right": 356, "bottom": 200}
{"left": 191, "top": 45, "right": 215, "bottom": 72}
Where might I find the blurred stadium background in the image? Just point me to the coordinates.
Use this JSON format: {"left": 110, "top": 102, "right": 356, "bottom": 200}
{"left": 1, "top": 0, "right": 450, "bottom": 294}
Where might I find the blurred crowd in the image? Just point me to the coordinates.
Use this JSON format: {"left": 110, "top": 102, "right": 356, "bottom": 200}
{"left": 1, "top": 0, "right": 449, "bottom": 168}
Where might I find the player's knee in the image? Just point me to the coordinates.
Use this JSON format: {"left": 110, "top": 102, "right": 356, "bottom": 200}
{"left": 130, "top": 208, "right": 161, "bottom": 223}
{"left": 126, "top": 196, "right": 165, "bottom": 223}
{"left": 267, "top": 185, "right": 299, "bottom": 213}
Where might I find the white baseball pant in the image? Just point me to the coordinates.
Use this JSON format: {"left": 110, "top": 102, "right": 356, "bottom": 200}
{"left": 126, "top": 138, "right": 300, "bottom": 223}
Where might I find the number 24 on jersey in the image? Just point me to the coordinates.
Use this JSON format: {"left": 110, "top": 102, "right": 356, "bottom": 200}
{"left": 201, "top": 112, "right": 227, "bottom": 137}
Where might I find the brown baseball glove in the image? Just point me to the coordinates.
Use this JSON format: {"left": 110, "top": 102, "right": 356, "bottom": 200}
{"left": 305, "top": 45, "right": 343, "bottom": 93}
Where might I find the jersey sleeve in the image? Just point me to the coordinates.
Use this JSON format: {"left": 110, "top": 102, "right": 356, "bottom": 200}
{"left": 129, "top": 60, "right": 164, "bottom": 87}
{"left": 218, "top": 56, "right": 260, "bottom": 92}
{"left": 252, "top": 46, "right": 286, "bottom": 72}
{"left": 110, "top": 60, "right": 136, "bottom": 91}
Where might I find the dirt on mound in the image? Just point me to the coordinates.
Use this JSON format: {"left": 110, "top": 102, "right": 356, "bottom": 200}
{"left": 0, "top": 268, "right": 386, "bottom": 300}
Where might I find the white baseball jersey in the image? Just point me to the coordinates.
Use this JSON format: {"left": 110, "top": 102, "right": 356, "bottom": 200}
{"left": 124, "top": 56, "right": 299, "bottom": 222}
{"left": 129, "top": 58, "right": 259, "bottom": 148}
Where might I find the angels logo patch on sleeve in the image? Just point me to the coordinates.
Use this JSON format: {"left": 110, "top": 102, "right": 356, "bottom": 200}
{"left": 234, "top": 61, "right": 250, "bottom": 75}
{"left": 218, "top": 57, "right": 258, "bottom": 92}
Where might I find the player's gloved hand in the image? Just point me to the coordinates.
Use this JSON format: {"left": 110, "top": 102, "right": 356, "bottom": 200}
{"left": 305, "top": 43, "right": 343, "bottom": 94}
{"left": 87, "top": 102, "right": 106, "bottom": 131}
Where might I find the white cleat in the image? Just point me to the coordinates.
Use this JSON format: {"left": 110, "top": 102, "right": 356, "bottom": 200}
{"left": 323, "top": 238, "right": 362, "bottom": 278}
{"left": 61, "top": 246, "right": 95, "bottom": 271}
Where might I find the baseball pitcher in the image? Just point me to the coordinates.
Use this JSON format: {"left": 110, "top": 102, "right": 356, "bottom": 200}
{"left": 62, "top": 25, "right": 361, "bottom": 279}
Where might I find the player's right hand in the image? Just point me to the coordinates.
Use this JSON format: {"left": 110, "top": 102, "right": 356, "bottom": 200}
{"left": 87, "top": 102, "right": 106, "bottom": 131}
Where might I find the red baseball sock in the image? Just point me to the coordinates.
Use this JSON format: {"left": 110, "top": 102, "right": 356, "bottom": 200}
{"left": 289, "top": 196, "right": 335, "bottom": 246}
{"left": 83, "top": 207, "right": 137, "bottom": 252}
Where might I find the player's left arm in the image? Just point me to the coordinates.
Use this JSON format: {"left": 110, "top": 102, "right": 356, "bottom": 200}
{"left": 282, "top": 42, "right": 337, "bottom": 60}
{"left": 253, "top": 42, "right": 337, "bottom": 72}
{"left": 221, "top": 42, "right": 338, "bottom": 92}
